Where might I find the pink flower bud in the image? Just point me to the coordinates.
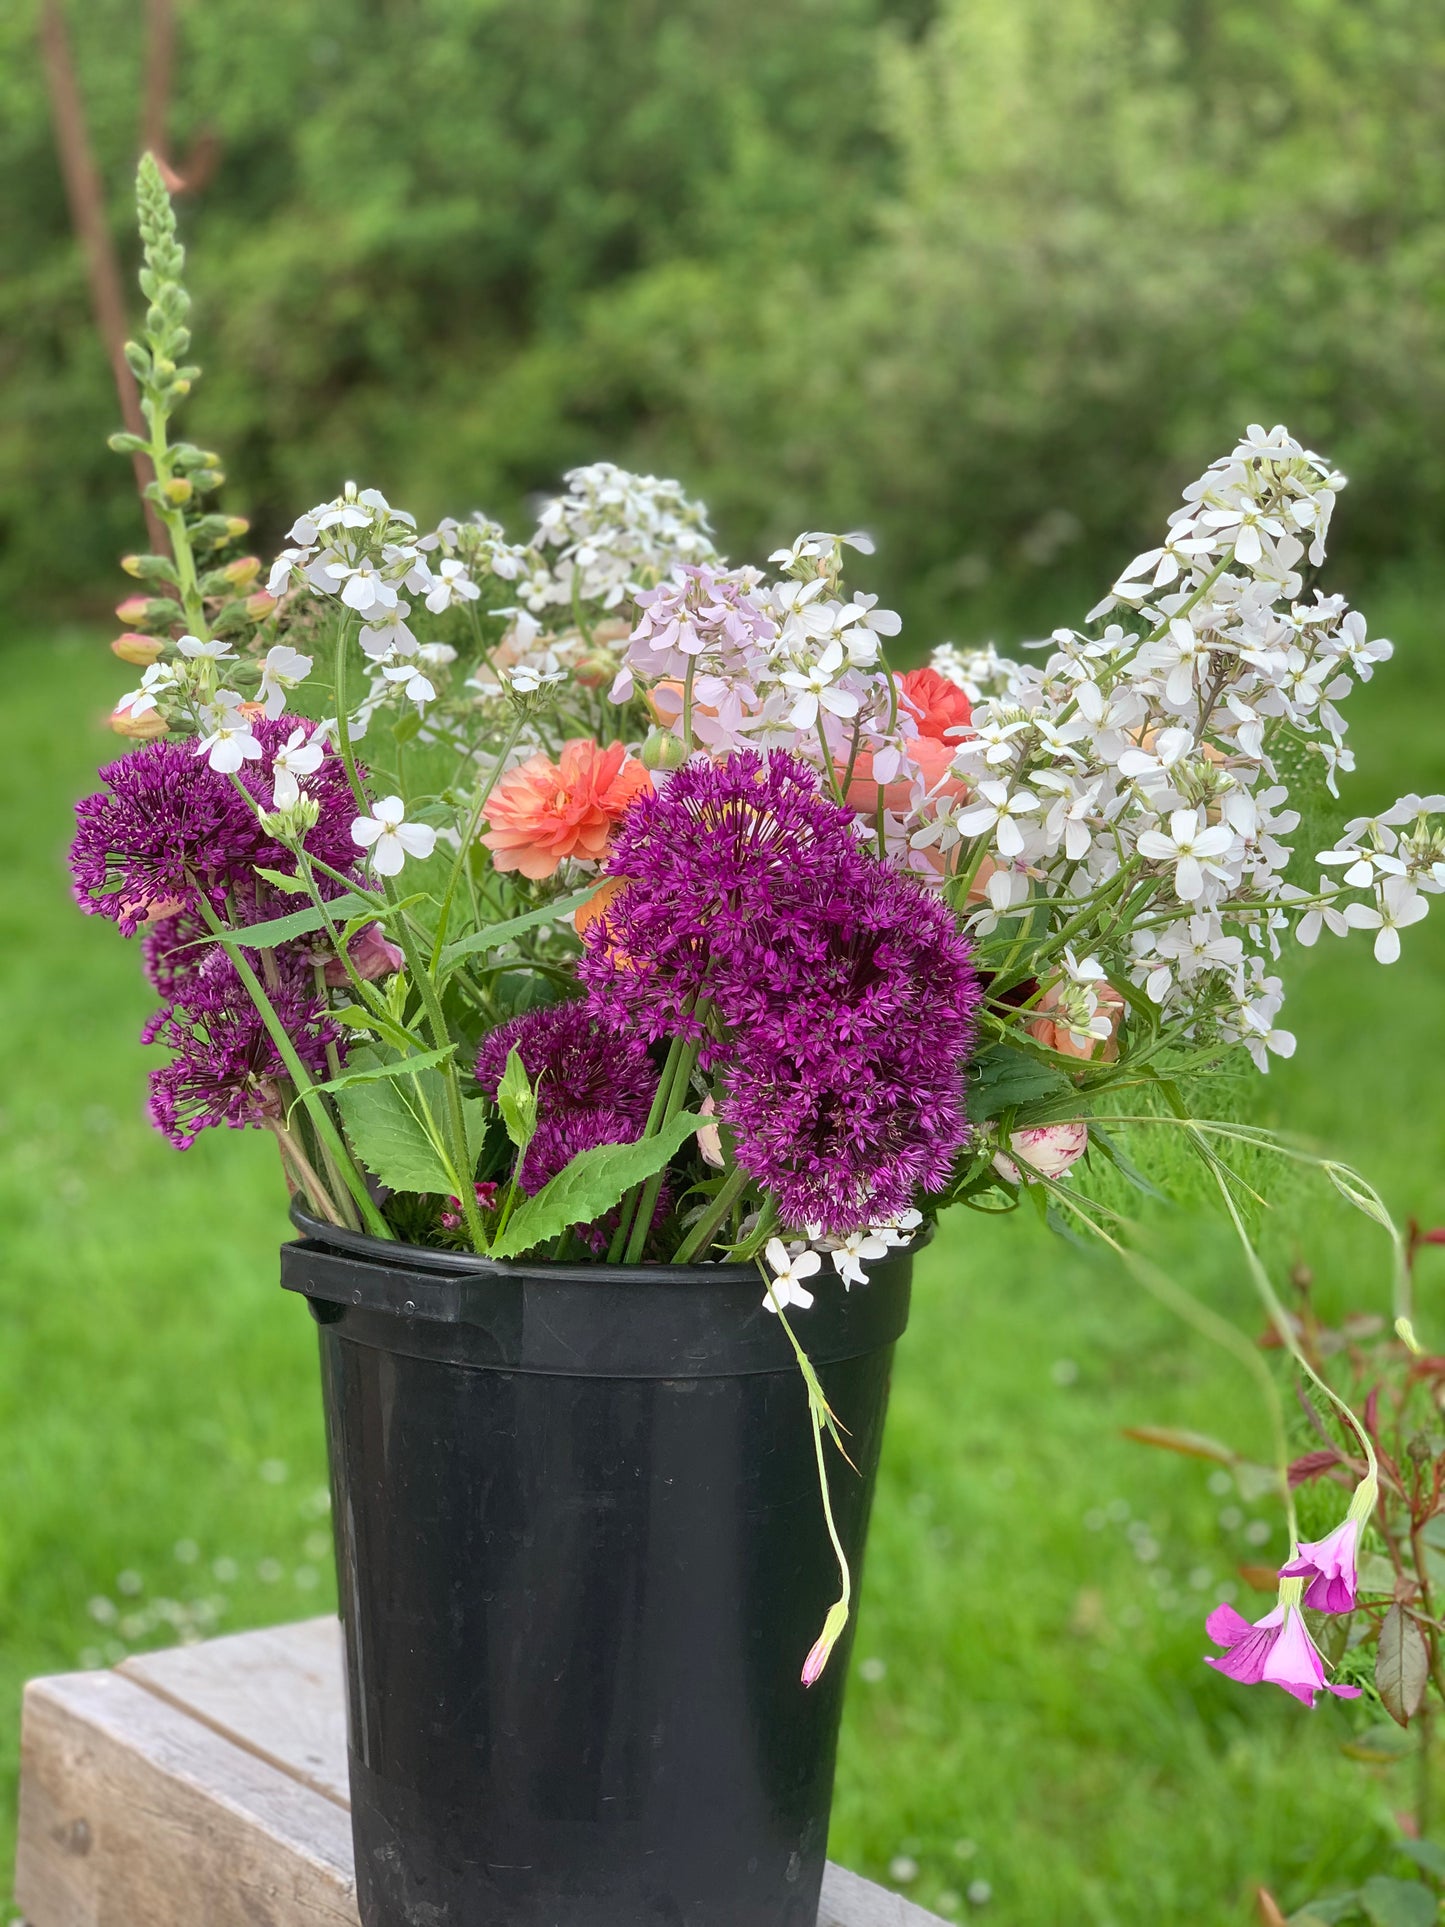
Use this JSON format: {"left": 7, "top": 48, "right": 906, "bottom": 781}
{"left": 112, "top": 633, "right": 164, "bottom": 666}
{"left": 323, "top": 924, "right": 405, "bottom": 987}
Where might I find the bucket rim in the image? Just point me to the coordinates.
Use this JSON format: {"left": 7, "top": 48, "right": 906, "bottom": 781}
{"left": 288, "top": 1199, "right": 930, "bottom": 1287}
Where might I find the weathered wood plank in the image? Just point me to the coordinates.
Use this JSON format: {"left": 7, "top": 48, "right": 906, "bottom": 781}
{"left": 17, "top": 1620, "right": 945, "bottom": 1925}
{"left": 15, "top": 1668, "right": 357, "bottom": 1927}
{"left": 120, "top": 1616, "right": 349, "bottom": 1806}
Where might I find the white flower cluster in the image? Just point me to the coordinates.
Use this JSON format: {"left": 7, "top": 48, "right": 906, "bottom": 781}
{"left": 917, "top": 425, "right": 1442, "bottom": 1068}
{"left": 527, "top": 461, "right": 719, "bottom": 612}
{"left": 761, "top": 1210, "right": 922, "bottom": 1312}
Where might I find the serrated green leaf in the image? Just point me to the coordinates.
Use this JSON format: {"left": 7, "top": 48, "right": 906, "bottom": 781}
{"left": 490, "top": 1111, "right": 705, "bottom": 1260}
{"left": 1358, "top": 1552, "right": 1399, "bottom": 1595}
{"left": 1376, "top": 1604, "right": 1429, "bottom": 1727}
{"left": 966, "top": 1044, "right": 1073, "bottom": 1123}
{"left": 438, "top": 888, "right": 595, "bottom": 977}
{"left": 255, "top": 866, "right": 312, "bottom": 896}
{"left": 332, "top": 1048, "right": 486, "bottom": 1196}
{"left": 1360, "top": 1874, "right": 1438, "bottom": 1927}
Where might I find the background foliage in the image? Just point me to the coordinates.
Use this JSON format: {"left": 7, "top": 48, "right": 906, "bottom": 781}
{"left": 5, "top": 0, "right": 1445, "bottom": 628}
{"left": 6, "top": 3, "right": 1445, "bottom": 1921}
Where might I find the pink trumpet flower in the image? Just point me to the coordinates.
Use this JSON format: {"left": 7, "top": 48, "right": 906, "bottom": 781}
{"left": 1204, "top": 1596, "right": 1361, "bottom": 1708}
{"left": 1278, "top": 1517, "right": 1362, "bottom": 1614}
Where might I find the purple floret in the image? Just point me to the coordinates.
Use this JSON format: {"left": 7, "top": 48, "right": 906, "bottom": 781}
{"left": 579, "top": 749, "right": 981, "bottom": 1234}
{"left": 474, "top": 1001, "right": 659, "bottom": 1194}
{"left": 70, "top": 720, "right": 360, "bottom": 935}
{"left": 143, "top": 950, "right": 339, "bottom": 1149}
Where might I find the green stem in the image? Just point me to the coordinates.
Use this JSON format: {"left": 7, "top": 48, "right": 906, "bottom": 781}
{"left": 681, "top": 655, "right": 698, "bottom": 752}
{"left": 624, "top": 1036, "right": 700, "bottom": 1264}
{"left": 429, "top": 713, "right": 526, "bottom": 969}
{"left": 191, "top": 892, "right": 391, "bottom": 1238}
{"left": 672, "top": 1162, "right": 752, "bottom": 1264}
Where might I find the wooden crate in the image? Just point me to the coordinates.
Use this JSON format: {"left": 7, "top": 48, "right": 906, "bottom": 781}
{"left": 15, "top": 1618, "right": 945, "bottom": 1925}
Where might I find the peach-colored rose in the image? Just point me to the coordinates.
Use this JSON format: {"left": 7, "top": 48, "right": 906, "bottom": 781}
{"left": 1026, "top": 978, "right": 1126, "bottom": 1063}
{"left": 481, "top": 740, "right": 652, "bottom": 881}
{"left": 845, "top": 735, "right": 963, "bottom": 817}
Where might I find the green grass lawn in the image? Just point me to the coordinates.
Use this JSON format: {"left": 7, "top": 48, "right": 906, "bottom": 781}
{"left": 3, "top": 585, "right": 1444, "bottom": 1923}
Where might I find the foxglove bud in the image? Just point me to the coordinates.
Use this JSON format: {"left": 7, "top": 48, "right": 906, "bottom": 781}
{"left": 112, "top": 633, "right": 164, "bottom": 667}
{"left": 222, "top": 556, "right": 262, "bottom": 589}
{"left": 161, "top": 476, "right": 193, "bottom": 506}
{"left": 245, "top": 590, "right": 278, "bottom": 620}
{"left": 109, "top": 705, "right": 168, "bottom": 740}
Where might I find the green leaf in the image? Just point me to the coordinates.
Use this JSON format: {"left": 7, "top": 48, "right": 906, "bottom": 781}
{"left": 490, "top": 1111, "right": 706, "bottom": 1261}
{"left": 332, "top": 1049, "right": 486, "bottom": 1196}
{"left": 255, "top": 866, "right": 312, "bottom": 896}
{"left": 438, "top": 888, "right": 596, "bottom": 976}
{"left": 1358, "top": 1552, "right": 1400, "bottom": 1595}
{"left": 1360, "top": 1875, "right": 1438, "bottom": 1927}
{"left": 966, "top": 1044, "right": 1072, "bottom": 1123}
{"left": 313, "top": 1044, "right": 456, "bottom": 1095}
{"left": 211, "top": 893, "right": 379, "bottom": 950}
{"left": 1341, "top": 1722, "right": 1415, "bottom": 1764}
{"left": 1120, "top": 1425, "right": 1238, "bottom": 1465}
{"left": 496, "top": 1048, "right": 537, "bottom": 1152}
{"left": 1376, "top": 1604, "right": 1429, "bottom": 1727}
{"left": 1398, "top": 1840, "right": 1445, "bottom": 1884}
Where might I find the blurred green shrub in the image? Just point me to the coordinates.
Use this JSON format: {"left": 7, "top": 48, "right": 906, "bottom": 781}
{"left": 5, "top": 0, "right": 1445, "bottom": 627}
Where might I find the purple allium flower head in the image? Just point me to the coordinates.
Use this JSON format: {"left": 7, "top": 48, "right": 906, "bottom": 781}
{"left": 1204, "top": 1598, "right": 1361, "bottom": 1708}
{"left": 579, "top": 749, "right": 981, "bottom": 1234}
{"left": 70, "top": 721, "right": 359, "bottom": 935}
{"left": 1278, "top": 1517, "right": 1362, "bottom": 1614}
{"left": 143, "top": 952, "right": 339, "bottom": 1149}
{"left": 578, "top": 750, "right": 865, "bottom": 1056}
{"left": 475, "top": 1001, "right": 658, "bottom": 1194}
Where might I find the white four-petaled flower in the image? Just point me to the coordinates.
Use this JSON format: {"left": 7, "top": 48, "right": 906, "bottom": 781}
{"left": 350, "top": 796, "right": 438, "bottom": 877}
{"left": 762, "top": 1237, "right": 820, "bottom": 1314}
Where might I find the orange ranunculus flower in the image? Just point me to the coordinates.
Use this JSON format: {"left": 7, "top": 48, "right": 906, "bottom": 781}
{"left": 481, "top": 740, "right": 653, "bottom": 880}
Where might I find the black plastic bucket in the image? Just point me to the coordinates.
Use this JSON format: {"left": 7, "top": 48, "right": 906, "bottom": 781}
{"left": 281, "top": 1208, "right": 912, "bottom": 1927}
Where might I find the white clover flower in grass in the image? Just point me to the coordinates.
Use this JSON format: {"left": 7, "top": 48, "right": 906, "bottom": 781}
{"left": 761, "top": 1238, "right": 820, "bottom": 1315}
{"left": 257, "top": 644, "right": 313, "bottom": 719}
{"left": 351, "top": 796, "right": 438, "bottom": 877}
{"left": 195, "top": 698, "right": 262, "bottom": 774}
{"left": 270, "top": 728, "right": 325, "bottom": 810}
{"left": 1136, "top": 809, "right": 1235, "bottom": 903}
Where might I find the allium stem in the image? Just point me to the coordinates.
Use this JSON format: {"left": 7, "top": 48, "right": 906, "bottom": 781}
{"left": 623, "top": 1031, "right": 700, "bottom": 1264}
{"left": 672, "top": 1161, "right": 751, "bottom": 1264}
{"left": 191, "top": 890, "right": 392, "bottom": 1239}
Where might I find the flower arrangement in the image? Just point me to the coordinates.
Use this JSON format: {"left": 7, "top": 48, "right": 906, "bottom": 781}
{"left": 73, "top": 158, "right": 1445, "bottom": 1692}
